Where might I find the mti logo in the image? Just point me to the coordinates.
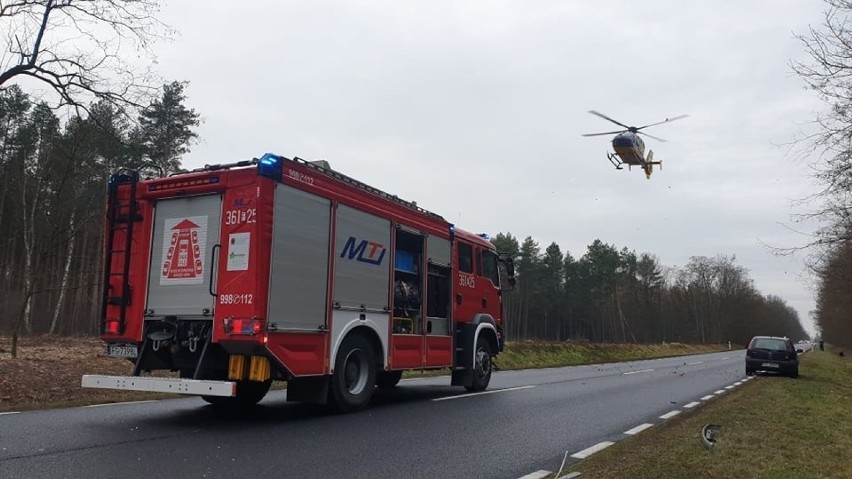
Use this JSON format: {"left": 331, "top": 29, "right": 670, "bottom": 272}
{"left": 340, "top": 236, "right": 386, "bottom": 266}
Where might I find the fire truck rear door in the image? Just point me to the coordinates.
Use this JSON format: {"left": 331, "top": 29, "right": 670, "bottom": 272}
{"left": 146, "top": 194, "right": 222, "bottom": 316}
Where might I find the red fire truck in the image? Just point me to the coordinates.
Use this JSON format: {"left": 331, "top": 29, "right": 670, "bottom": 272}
{"left": 82, "top": 154, "right": 515, "bottom": 412}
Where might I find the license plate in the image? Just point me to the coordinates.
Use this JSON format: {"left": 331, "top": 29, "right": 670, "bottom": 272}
{"left": 761, "top": 362, "right": 779, "bottom": 369}
{"left": 108, "top": 344, "right": 138, "bottom": 358}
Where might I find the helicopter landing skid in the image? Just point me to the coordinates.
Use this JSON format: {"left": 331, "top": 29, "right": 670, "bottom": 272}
{"left": 606, "top": 152, "right": 623, "bottom": 170}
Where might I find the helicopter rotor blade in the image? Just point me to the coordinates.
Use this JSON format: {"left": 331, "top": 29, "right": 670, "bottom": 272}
{"left": 636, "top": 114, "right": 689, "bottom": 131}
{"left": 582, "top": 130, "right": 626, "bottom": 137}
{"left": 640, "top": 132, "right": 668, "bottom": 142}
{"left": 588, "top": 110, "right": 631, "bottom": 130}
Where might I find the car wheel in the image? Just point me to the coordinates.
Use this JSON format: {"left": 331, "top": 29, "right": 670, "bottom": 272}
{"left": 790, "top": 368, "right": 799, "bottom": 379}
{"left": 376, "top": 370, "right": 403, "bottom": 388}
{"left": 329, "top": 334, "right": 376, "bottom": 412}
{"left": 465, "top": 339, "right": 493, "bottom": 392}
{"left": 745, "top": 367, "right": 753, "bottom": 376}
{"left": 202, "top": 379, "right": 272, "bottom": 408}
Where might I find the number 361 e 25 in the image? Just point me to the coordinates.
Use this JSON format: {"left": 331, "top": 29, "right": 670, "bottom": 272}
{"left": 225, "top": 208, "right": 256, "bottom": 225}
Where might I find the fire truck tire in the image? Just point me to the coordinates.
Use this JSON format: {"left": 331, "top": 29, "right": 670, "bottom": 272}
{"left": 376, "top": 370, "right": 403, "bottom": 388}
{"left": 202, "top": 379, "right": 272, "bottom": 408}
{"left": 465, "top": 339, "right": 493, "bottom": 392}
{"left": 330, "top": 334, "right": 376, "bottom": 412}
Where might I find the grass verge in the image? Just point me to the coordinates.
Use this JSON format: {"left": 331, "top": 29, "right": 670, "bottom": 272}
{"left": 565, "top": 347, "right": 852, "bottom": 479}
{"left": 495, "top": 341, "right": 730, "bottom": 370}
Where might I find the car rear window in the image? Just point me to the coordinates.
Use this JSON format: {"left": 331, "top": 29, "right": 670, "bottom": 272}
{"left": 751, "top": 338, "right": 789, "bottom": 351}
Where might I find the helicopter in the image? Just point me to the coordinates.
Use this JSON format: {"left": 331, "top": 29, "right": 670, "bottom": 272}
{"left": 582, "top": 110, "right": 688, "bottom": 179}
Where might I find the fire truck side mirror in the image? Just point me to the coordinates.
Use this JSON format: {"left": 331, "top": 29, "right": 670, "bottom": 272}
{"left": 499, "top": 254, "right": 515, "bottom": 277}
{"left": 498, "top": 253, "right": 516, "bottom": 291}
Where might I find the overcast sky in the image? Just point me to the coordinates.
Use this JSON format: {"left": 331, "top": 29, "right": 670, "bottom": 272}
{"left": 153, "top": 1, "right": 828, "bottom": 335}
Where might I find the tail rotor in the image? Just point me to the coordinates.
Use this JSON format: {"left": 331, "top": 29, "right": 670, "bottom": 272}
{"left": 644, "top": 150, "right": 655, "bottom": 179}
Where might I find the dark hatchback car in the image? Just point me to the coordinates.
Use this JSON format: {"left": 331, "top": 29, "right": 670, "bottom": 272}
{"left": 745, "top": 336, "right": 799, "bottom": 378}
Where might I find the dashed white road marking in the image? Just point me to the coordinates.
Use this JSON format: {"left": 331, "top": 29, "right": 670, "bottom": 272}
{"left": 734, "top": 381, "right": 743, "bottom": 386}
{"left": 516, "top": 470, "right": 551, "bottom": 479}
{"left": 623, "top": 368, "right": 655, "bottom": 375}
{"left": 624, "top": 423, "right": 654, "bottom": 435}
{"left": 724, "top": 385, "right": 735, "bottom": 390}
{"left": 683, "top": 401, "right": 700, "bottom": 409}
{"left": 721, "top": 357, "right": 730, "bottom": 360}
{"left": 570, "top": 441, "right": 615, "bottom": 459}
{"left": 432, "top": 385, "right": 534, "bottom": 402}
{"left": 0, "top": 411, "right": 21, "bottom": 416}
{"left": 701, "top": 394, "right": 715, "bottom": 401}
{"left": 686, "top": 361, "right": 704, "bottom": 365}
{"left": 660, "top": 410, "right": 681, "bottom": 419}
{"left": 714, "top": 389, "right": 726, "bottom": 394}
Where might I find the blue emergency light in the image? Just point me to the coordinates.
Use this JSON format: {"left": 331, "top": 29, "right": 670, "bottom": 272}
{"left": 258, "top": 152, "right": 283, "bottom": 179}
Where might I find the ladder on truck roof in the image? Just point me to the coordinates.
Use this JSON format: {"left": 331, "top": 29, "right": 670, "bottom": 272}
{"left": 186, "top": 154, "right": 447, "bottom": 222}
{"left": 101, "top": 169, "right": 141, "bottom": 335}
{"left": 291, "top": 156, "right": 446, "bottom": 221}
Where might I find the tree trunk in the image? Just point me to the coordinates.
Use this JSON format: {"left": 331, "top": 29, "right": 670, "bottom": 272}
{"left": 49, "top": 210, "right": 76, "bottom": 334}
{"left": 19, "top": 151, "right": 43, "bottom": 334}
{"left": 10, "top": 288, "right": 33, "bottom": 358}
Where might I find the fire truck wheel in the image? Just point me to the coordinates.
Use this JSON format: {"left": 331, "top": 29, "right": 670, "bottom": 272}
{"left": 376, "top": 370, "right": 403, "bottom": 388}
{"left": 330, "top": 334, "right": 376, "bottom": 412}
{"left": 465, "top": 339, "right": 493, "bottom": 392}
{"left": 202, "top": 379, "right": 272, "bottom": 408}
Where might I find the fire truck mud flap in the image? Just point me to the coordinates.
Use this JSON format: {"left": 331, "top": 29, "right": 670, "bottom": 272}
{"left": 81, "top": 374, "right": 236, "bottom": 397}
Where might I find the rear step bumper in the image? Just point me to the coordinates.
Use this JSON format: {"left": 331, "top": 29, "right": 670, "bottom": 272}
{"left": 81, "top": 375, "right": 236, "bottom": 397}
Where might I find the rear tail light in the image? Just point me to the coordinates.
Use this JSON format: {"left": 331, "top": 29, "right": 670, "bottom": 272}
{"left": 224, "top": 317, "right": 264, "bottom": 335}
{"left": 103, "top": 319, "right": 122, "bottom": 335}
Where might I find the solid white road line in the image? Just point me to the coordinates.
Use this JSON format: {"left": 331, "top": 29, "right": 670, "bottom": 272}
{"left": 0, "top": 411, "right": 21, "bottom": 416}
{"left": 701, "top": 394, "right": 715, "bottom": 401}
{"left": 570, "top": 441, "right": 615, "bottom": 459}
{"left": 660, "top": 410, "right": 681, "bottom": 419}
{"left": 516, "top": 470, "right": 552, "bottom": 479}
{"left": 82, "top": 400, "right": 157, "bottom": 408}
{"left": 683, "top": 401, "right": 700, "bottom": 409}
{"left": 432, "top": 385, "right": 534, "bottom": 402}
{"left": 623, "top": 368, "right": 655, "bottom": 375}
{"left": 624, "top": 423, "right": 654, "bottom": 435}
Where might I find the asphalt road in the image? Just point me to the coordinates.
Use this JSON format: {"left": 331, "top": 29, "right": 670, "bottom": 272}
{"left": 0, "top": 350, "right": 747, "bottom": 479}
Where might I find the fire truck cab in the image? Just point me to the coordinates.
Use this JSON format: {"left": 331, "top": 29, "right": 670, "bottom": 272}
{"left": 82, "top": 153, "right": 515, "bottom": 412}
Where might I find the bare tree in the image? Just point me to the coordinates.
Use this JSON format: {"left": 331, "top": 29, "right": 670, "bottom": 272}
{"left": 0, "top": 0, "right": 170, "bottom": 113}
{"left": 791, "top": 0, "right": 852, "bottom": 246}
{"left": 791, "top": 1, "right": 852, "bottom": 347}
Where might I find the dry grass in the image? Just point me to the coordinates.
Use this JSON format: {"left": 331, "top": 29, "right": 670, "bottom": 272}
{"left": 0, "top": 335, "right": 147, "bottom": 411}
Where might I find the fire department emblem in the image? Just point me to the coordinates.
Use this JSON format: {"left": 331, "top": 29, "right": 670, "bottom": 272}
{"left": 160, "top": 216, "right": 208, "bottom": 285}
